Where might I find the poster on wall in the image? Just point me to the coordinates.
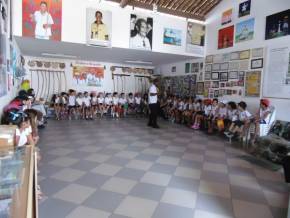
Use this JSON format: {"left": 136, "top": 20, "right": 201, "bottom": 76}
{"left": 218, "top": 25, "right": 234, "bottom": 49}
{"left": 245, "top": 71, "right": 261, "bottom": 97}
{"left": 263, "top": 46, "right": 290, "bottom": 98}
{"left": 22, "top": 0, "right": 62, "bottom": 41}
{"left": 86, "top": 8, "right": 112, "bottom": 47}
{"left": 163, "top": 28, "right": 182, "bottom": 46}
{"left": 239, "top": 0, "right": 251, "bottom": 18}
{"left": 130, "top": 14, "right": 153, "bottom": 50}
{"left": 0, "top": 68, "right": 7, "bottom": 97}
{"left": 186, "top": 22, "right": 205, "bottom": 55}
{"left": 265, "top": 9, "right": 290, "bottom": 40}
{"left": 235, "top": 18, "right": 255, "bottom": 43}
{"left": 72, "top": 66, "right": 104, "bottom": 87}
{"left": 221, "top": 9, "right": 232, "bottom": 25}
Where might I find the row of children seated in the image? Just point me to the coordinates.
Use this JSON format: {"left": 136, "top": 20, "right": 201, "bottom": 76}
{"left": 51, "top": 89, "right": 149, "bottom": 120}
{"left": 159, "top": 95, "right": 272, "bottom": 143}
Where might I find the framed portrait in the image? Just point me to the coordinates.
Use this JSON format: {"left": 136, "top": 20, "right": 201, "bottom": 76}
{"left": 251, "top": 58, "right": 263, "bottom": 69}
{"left": 251, "top": 47, "right": 264, "bottom": 58}
{"left": 239, "top": 71, "right": 245, "bottom": 78}
{"left": 185, "top": 63, "right": 191, "bottom": 73}
{"left": 22, "top": 0, "right": 62, "bottom": 41}
{"left": 191, "top": 63, "right": 199, "bottom": 73}
{"left": 239, "top": 60, "right": 249, "bottom": 71}
{"left": 197, "top": 82, "right": 204, "bottom": 95}
{"left": 186, "top": 22, "right": 205, "bottom": 46}
{"left": 222, "top": 8, "right": 233, "bottom": 25}
{"left": 229, "top": 61, "right": 239, "bottom": 71}
{"left": 265, "top": 9, "right": 290, "bottom": 40}
{"left": 212, "top": 63, "right": 220, "bottom": 71}
{"left": 239, "top": 0, "right": 251, "bottom": 17}
{"left": 230, "top": 52, "right": 240, "bottom": 60}
{"left": 239, "top": 50, "right": 250, "bottom": 60}
{"left": 235, "top": 18, "right": 255, "bottom": 43}
{"left": 130, "top": 14, "right": 153, "bottom": 50}
{"left": 220, "top": 72, "right": 228, "bottom": 81}
{"left": 218, "top": 25, "right": 234, "bottom": 49}
{"left": 229, "top": 71, "right": 238, "bottom": 79}
{"left": 86, "top": 8, "right": 112, "bottom": 47}
{"left": 164, "top": 28, "right": 182, "bottom": 46}
{"left": 211, "top": 72, "right": 220, "bottom": 80}
{"left": 212, "top": 81, "right": 219, "bottom": 88}
{"left": 214, "top": 90, "right": 219, "bottom": 98}
{"left": 205, "top": 64, "right": 212, "bottom": 72}
{"left": 204, "top": 72, "right": 211, "bottom": 80}
{"left": 205, "top": 55, "right": 213, "bottom": 63}
{"left": 171, "top": 66, "right": 176, "bottom": 73}
{"left": 220, "top": 62, "right": 229, "bottom": 71}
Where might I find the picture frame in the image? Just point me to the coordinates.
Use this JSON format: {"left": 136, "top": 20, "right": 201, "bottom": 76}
{"left": 230, "top": 52, "right": 240, "bottom": 60}
{"left": 212, "top": 81, "right": 219, "bottom": 88}
{"left": 229, "top": 61, "right": 239, "bottom": 71}
{"left": 205, "top": 64, "right": 212, "bottom": 72}
{"left": 239, "top": 71, "right": 245, "bottom": 78}
{"left": 251, "top": 58, "right": 263, "bottom": 69}
{"left": 205, "top": 55, "right": 213, "bottom": 63}
{"left": 197, "top": 82, "right": 204, "bottom": 95}
{"left": 212, "top": 63, "right": 220, "bottom": 71}
{"left": 239, "top": 50, "right": 250, "bottom": 59}
{"left": 220, "top": 62, "right": 229, "bottom": 70}
{"left": 220, "top": 82, "right": 225, "bottom": 88}
{"left": 221, "top": 8, "right": 233, "bottom": 25}
{"left": 239, "top": 60, "right": 249, "bottom": 71}
{"left": 265, "top": 9, "right": 290, "bottom": 40}
{"left": 171, "top": 66, "right": 176, "bottom": 73}
{"left": 251, "top": 47, "right": 264, "bottom": 58}
{"left": 220, "top": 72, "right": 228, "bottom": 81}
{"left": 239, "top": 0, "right": 251, "bottom": 17}
{"left": 185, "top": 63, "right": 191, "bottom": 73}
{"left": 204, "top": 72, "right": 211, "bottom": 80}
{"left": 228, "top": 71, "right": 238, "bottom": 79}
{"left": 213, "top": 54, "right": 223, "bottom": 63}
{"left": 191, "top": 63, "right": 199, "bottom": 73}
{"left": 214, "top": 90, "right": 219, "bottom": 98}
{"left": 211, "top": 72, "right": 220, "bottom": 80}
{"left": 218, "top": 25, "right": 234, "bottom": 49}
{"left": 222, "top": 53, "right": 231, "bottom": 62}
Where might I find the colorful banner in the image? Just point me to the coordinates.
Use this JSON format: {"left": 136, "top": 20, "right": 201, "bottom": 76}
{"left": 218, "top": 25, "right": 234, "bottom": 49}
{"left": 22, "top": 0, "right": 62, "bottom": 41}
{"left": 72, "top": 66, "right": 104, "bottom": 87}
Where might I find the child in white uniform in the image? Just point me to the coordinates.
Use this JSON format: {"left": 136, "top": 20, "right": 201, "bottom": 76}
{"left": 98, "top": 93, "right": 105, "bottom": 117}
{"left": 83, "top": 92, "right": 92, "bottom": 119}
{"left": 68, "top": 90, "right": 76, "bottom": 120}
{"left": 112, "top": 92, "right": 120, "bottom": 118}
{"left": 76, "top": 92, "right": 84, "bottom": 119}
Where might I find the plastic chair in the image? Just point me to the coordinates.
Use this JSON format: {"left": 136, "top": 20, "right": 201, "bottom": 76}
{"left": 259, "top": 106, "right": 276, "bottom": 137}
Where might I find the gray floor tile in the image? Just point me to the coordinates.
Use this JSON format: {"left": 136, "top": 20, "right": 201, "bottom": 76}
{"left": 105, "top": 156, "right": 130, "bottom": 166}
{"left": 75, "top": 172, "right": 110, "bottom": 188}
{"left": 40, "top": 178, "right": 69, "bottom": 197}
{"left": 201, "top": 170, "right": 230, "bottom": 184}
{"left": 152, "top": 203, "right": 195, "bottom": 218}
{"left": 149, "top": 163, "right": 177, "bottom": 174}
{"left": 39, "top": 198, "right": 76, "bottom": 218}
{"left": 135, "top": 153, "right": 159, "bottom": 162}
{"left": 83, "top": 189, "right": 124, "bottom": 213}
{"left": 129, "top": 182, "right": 165, "bottom": 201}
{"left": 168, "top": 176, "right": 200, "bottom": 192}
{"left": 115, "top": 168, "right": 145, "bottom": 181}
{"left": 231, "top": 185, "right": 268, "bottom": 204}
{"left": 70, "top": 160, "right": 99, "bottom": 171}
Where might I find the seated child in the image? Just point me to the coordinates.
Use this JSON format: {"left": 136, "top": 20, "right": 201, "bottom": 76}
{"left": 225, "top": 101, "right": 252, "bottom": 139}
{"left": 191, "top": 99, "right": 203, "bottom": 129}
{"left": 176, "top": 97, "right": 185, "bottom": 123}
{"left": 83, "top": 92, "right": 92, "bottom": 119}
{"left": 134, "top": 93, "right": 142, "bottom": 115}
{"left": 183, "top": 97, "right": 194, "bottom": 125}
{"left": 216, "top": 100, "right": 228, "bottom": 132}
{"left": 119, "top": 93, "right": 128, "bottom": 117}
{"left": 104, "top": 93, "right": 113, "bottom": 115}
{"left": 68, "top": 90, "right": 76, "bottom": 120}
{"left": 97, "top": 93, "right": 105, "bottom": 117}
{"left": 91, "top": 92, "right": 98, "bottom": 118}
{"left": 224, "top": 101, "right": 238, "bottom": 131}
{"left": 112, "top": 92, "right": 120, "bottom": 118}
{"left": 128, "top": 93, "right": 135, "bottom": 113}
{"left": 207, "top": 98, "right": 219, "bottom": 134}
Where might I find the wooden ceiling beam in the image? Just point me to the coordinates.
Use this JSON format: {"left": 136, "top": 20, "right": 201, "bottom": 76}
{"left": 186, "top": 0, "right": 203, "bottom": 13}
{"left": 120, "top": 0, "right": 131, "bottom": 8}
{"left": 174, "top": 0, "right": 192, "bottom": 11}
{"left": 200, "top": 0, "right": 221, "bottom": 16}
{"left": 180, "top": 0, "right": 196, "bottom": 12}
{"left": 191, "top": 0, "right": 212, "bottom": 14}
{"left": 196, "top": 0, "right": 216, "bottom": 15}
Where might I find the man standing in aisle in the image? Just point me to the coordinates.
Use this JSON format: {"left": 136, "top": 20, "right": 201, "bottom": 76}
{"left": 148, "top": 78, "right": 159, "bottom": 128}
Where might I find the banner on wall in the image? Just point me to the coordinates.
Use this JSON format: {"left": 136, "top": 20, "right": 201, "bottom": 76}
{"left": 130, "top": 14, "right": 153, "bottom": 51}
{"left": 86, "top": 8, "right": 112, "bottom": 47}
{"left": 72, "top": 66, "right": 104, "bottom": 87}
{"left": 186, "top": 22, "right": 205, "bottom": 55}
{"left": 22, "top": 0, "right": 62, "bottom": 41}
{"left": 218, "top": 25, "right": 234, "bottom": 49}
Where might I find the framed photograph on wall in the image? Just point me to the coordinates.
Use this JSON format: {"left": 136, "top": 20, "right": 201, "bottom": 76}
{"left": 197, "top": 82, "right": 204, "bottom": 95}
{"left": 239, "top": 0, "right": 251, "bottom": 17}
{"left": 221, "top": 8, "right": 233, "bottom": 25}
{"left": 205, "top": 64, "right": 212, "bottom": 72}
{"left": 213, "top": 54, "right": 223, "bottom": 63}
{"left": 204, "top": 72, "right": 211, "bottom": 80}
{"left": 222, "top": 53, "right": 231, "bottom": 62}
{"left": 218, "top": 25, "right": 234, "bottom": 49}
{"left": 239, "top": 50, "right": 250, "bottom": 59}
{"left": 235, "top": 18, "right": 255, "bottom": 43}
{"left": 251, "top": 47, "right": 264, "bottom": 58}
{"left": 229, "top": 71, "right": 238, "bottom": 79}
{"left": 191, "top": 63, "right": 199, "bottom": 73}
{"left": 265, "top": 9, "right": 290, "bottom": 40}
{"left": 163, "top": 28, "right": 182, "bottom": 46}
{"left": 171, "top": 66, "right": 176, "bottom": 73}
{"left": 212, "top": 63, "right": 220, "bottom": 71}
{"left": 212, "top": 81, "right": 219, "bottom": 88}
{"left": 220, "top": 72, "right": 228, "bottom": 81}
{"left": 211, "top": 72, "right": 220, "bottom": 80}
{"left": 214, "top": 90, "right": 219, "bottom": 98}
{"left": 251, "top": 58, "right": 263, "bottom": 69}
{"left": 230, "top": 52, "right": 240, "bottom": 60}
{"left": 229, "top": 61, "right": 239, "bottom": 71}
{"left": 185, "top": 63, "right": 191, "bottom": 73}
{"left": 239, "top": 60, "right": 249, "bottom": 71}
{"left": 205, "top": 55, "right": 213, "bottom": 63}
{"left": 220, "top": 62, "right": 229, "bottom": 71}
{"left": 245, "top": 71, "right": 261, "bottom": 97}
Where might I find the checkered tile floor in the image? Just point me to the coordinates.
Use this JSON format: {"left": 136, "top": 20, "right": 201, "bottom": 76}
{"left": 38, "top": 118, "right": 289, "bottom": 218}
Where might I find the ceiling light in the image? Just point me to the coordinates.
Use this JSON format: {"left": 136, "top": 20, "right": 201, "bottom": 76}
{"left": 41, "top": 53, "right": 78, "bottom": 59}
{"left": 125, "top": 60, "right": 153, "bottom": 65}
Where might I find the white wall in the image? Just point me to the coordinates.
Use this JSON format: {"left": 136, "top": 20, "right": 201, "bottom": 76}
{"left": 12, "top": 0, "right": 204, "bottom": 57}
{"left": 24, "top": 56, "right": 152, "bottom": 100}
{"left": 204, "top": 0, "right": 290, "bottom": 120}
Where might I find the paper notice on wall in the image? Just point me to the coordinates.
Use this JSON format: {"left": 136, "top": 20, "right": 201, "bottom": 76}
{"left": 263, "top": 46, "right": 290, "bottom": 98}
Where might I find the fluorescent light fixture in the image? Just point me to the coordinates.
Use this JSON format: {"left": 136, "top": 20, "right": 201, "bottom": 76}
{"left": 125, "top": 60, "right": 153, "bottom": 65}
{"left": 41, "top": 53, "right": 78, "bottom": 59}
